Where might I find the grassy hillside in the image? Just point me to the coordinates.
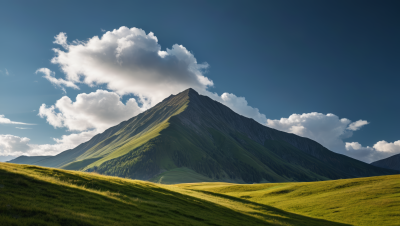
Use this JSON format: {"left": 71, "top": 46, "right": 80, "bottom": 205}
{"left": 1, "top": 162, "right": 399, "bottom": 226}
{"left": 0, "top": 163, "right": 267, "bottom": 226}
{"left": 175, "top": 175, "right": 400, "bottom": 226}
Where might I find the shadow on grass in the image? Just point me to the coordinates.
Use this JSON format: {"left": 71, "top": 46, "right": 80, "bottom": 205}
{"left": 0, "top": 164, "right": 352, "bottom": 226}
{"left": 191, "top": 189, "right": 352, "bottom": 226}
{"left": 0, "top": 165, "right": 268, "bottom": 225}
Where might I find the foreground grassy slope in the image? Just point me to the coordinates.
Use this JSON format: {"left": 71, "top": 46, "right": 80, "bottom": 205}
{"left": 175, "top": 175, "right": 400, "bottom": 226}
{"left": 0, "top": 163, "right": 267, "bottom": 226}
{"left": 1, "top": 163, "right": 354, "bottom": 226}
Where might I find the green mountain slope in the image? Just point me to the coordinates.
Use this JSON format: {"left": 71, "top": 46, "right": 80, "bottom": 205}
{"left": 10, "top": 88, "right": 397, "bottom": 183}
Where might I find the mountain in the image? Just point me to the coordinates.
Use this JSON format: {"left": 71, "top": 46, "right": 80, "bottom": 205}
{"left": 9, "top": 88, "right": 397, "bottom": 183}
{"left": 8, "top": 156, "right": 50, "bottom": 165}
{"left": 371, "top": 154, "right": 400, "bottom": 171}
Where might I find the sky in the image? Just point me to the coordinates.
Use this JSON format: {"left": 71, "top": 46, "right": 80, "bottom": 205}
{"left": 0, "top": 0, "right": 399, "bottom": 163}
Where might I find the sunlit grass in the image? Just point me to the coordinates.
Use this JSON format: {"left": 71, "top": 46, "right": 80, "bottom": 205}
{"left": 175, "top": 175, "right": 400, "bottom": 226}
{"left": 1, "top": 162, "right": 398, "bottom": 226}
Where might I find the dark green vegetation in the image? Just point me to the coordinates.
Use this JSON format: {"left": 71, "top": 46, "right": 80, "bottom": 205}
{"left": 9, "top": 88, "right": 397, "bottom": 183}
{"left": 371, "top": 153, "right": 400, "bottom": 171}
{"left": 0, "top": 163, "right": 268, "bottom": 226}
{"left": 1, "top": 163, "right": 399, "bottom": 226}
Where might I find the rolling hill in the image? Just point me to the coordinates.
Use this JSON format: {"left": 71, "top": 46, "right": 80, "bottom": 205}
{"left": 9, "top": 88, "right": 397, "bottom": 183}
{"left": 1, "top": 162, "right": 399, "bottom": 226}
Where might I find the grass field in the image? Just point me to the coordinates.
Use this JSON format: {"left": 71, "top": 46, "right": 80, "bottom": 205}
{"left": 1, "top": 162, "right": 399, "bottom": 225}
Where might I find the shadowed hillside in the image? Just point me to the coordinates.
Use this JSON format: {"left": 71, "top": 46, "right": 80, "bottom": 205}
{"left": 371, "top": 153, "right": 400, "bottom": 171}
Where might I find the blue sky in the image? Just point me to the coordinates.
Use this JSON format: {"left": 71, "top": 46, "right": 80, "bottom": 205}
{"left": 0, "top": 0, "right": 399, "bottom": 163}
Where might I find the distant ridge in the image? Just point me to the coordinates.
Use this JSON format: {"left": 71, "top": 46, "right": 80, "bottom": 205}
{"left": 9, "top": 88, "right": 397, "bottom": 183}
{"left": 371, "top": 154, "right": 400, "bottom": 171}
{"left": 8, "top": 156, "right": 51, "bottom": 165}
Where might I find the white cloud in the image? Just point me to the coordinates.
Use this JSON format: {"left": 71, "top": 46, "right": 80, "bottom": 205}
{"left": 2, "top": 89, "right": 145, "bottom": 157}
{"left": 0, "top": 131, "right": 97, "bottom": 156}
{"left": 266, "top": 112, "right": 356, "bottom": 152}
{"left": 48, "top": 27, "right": 265, "bottom": 124}
{"left": 50, "top": 27, "right": 212, "bottom": 107}
{"left": 0, "top": 115, "right": 35, "bottom": 125}
{"left": 266, "top": 112, "right": 400, "bottom": 163}
{"left": 15, "top": 127, "right": 31, "bottom": 130}
{"left": 5, "top": 69, "right": 9, "bottom": 76}
{"left": 39, "top": 89, "right": 145, "bottom": 132}
{"left": 348, "top": 120, "right": 369, "bottom": 131}
{"left": 53, "top": 32, "right": 68, "bottom": 49}
{"left": 345, "top": 141, "right": 400, "bottom": 163}
{"left": 0, "top": 135, "right": 31, "bottom": 156}
{"left": 29, "top": 130, "right": 98, "bottom": 156}
{"left": 205, "top": 91, "right": 268, "bottom": 124}
{"left": 374, "top": 140, "right": 400, "bottom": 155}
{"left": 36, "top": 68, "right": 79, "bottom": 93}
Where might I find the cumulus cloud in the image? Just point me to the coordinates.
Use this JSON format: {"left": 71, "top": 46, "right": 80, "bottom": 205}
{"left": 1, "top": 90, "right": 139, "bottom": 156}
{"left": 266, "top": 112, "right": 400, "bottom": 163}
{"left": 345, "top": 141, "right": 400, "bottom": 163}
{"left": 348, "top": 120, "right": 369, "bottom": 131}
{"left": 53, "top": 32, "right": 68, "bottom": 49}
{"left": 39, "top": 89, "right": 144, "bottom": 132}
{"left": 374, "top": 140, "right": 400, "bottom": 153}
{"left": 0, "top": 135, "right": 31, "bottom": 156}
{"left": 47, "top": 26, "right": 266, "bottom": 124}
{"left": 50, "top": 26, "right": 212, "bottom": 106}
{"left": 0, "top": 115, "right": 35, "bottom": 125}
{"left": 266, "top": 112, "right": 358, "bottom": 152}
{"left": 36, "top": 68, "right": 79, "bottom": 93}
{"left": 205, "top": 91, "right": 268, "bottom": 124}
{"left": 0, "top": 131, "right": 97, "bottom": 156}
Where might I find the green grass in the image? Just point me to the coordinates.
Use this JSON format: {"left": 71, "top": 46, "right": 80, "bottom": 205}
{"left": 175, "top": 175, "right": 400, "bottom": 226}
{"left": 150, "top": 167, "right": 217, "bottom": 184}
{"left": 2, "top": 162, "right": 398, "bottom": 225}
{"left": 0, "top": 163, "right": 268, "bottom": 226}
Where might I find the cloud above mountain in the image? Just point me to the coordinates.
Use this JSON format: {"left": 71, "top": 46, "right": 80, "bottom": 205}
{"left": 46, "top": 26, "right": 267, "bottom": 124}
{"left": 50, "top": 27, "right": 212, "bottom": 107}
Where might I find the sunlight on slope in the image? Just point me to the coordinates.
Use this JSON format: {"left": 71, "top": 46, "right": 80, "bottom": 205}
{"left": 175, "top": 175, "right": 400, "bottom": 226}
{"left": 80, "top": 102, "right": 189, "bottom": 171}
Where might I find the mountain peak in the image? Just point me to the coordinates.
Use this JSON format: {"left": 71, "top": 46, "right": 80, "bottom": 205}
{"left": 180, "top": 88, "right": 199, "bottom": 97}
